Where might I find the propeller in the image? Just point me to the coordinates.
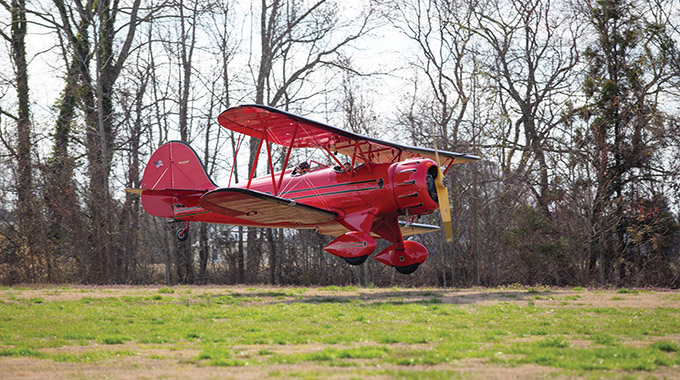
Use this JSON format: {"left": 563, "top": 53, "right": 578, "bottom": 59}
{"left": 433, "top": 143, "right": 453, "bottom": 242}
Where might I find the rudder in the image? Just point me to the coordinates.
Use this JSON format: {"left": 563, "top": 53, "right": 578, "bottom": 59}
{"left": 140, "top": 141, "right": 216, "bottom": 218}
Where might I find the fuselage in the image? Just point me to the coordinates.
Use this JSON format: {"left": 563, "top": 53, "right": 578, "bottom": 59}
{"left": 173, "top": 158, "right": 441, "bottom": 232}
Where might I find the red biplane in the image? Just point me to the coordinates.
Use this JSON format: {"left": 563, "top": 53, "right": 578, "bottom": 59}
{"left": 127, "top": 105, "right": 479, "bottom": 274}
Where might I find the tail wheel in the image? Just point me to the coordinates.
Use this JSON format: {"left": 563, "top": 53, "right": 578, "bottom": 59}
{"left": 176, "top": 228, "right": 189, "bottom": 241}
{"left": 344, "top": 255, "right": 369, "bottom": 266}
{"left": 395, "top": 263, "right": 420, "bottom": 275}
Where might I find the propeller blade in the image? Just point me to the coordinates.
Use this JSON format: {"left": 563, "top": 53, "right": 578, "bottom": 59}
{"left": 434, "top": 165, "right": 453, "bottom": 242}
{"left": 432, "top": 136, "right": 453, "bottom": 242}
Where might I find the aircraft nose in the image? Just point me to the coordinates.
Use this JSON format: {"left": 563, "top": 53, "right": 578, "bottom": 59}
{"left": 391, "top": 159, "right": 439, "bottom": 216}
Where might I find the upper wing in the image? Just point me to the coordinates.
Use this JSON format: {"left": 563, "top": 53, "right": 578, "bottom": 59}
{"left": 199, "top": 188, "right": 337, "bottom": 226}
{"left": 217, "top": 104, "right": 480, "bottom": 165}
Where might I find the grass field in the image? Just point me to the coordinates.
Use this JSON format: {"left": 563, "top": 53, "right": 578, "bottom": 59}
{"left": 0, "top": 285, "right": 679, "bottom": 379}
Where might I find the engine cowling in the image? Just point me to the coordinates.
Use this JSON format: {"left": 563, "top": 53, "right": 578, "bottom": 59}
{"left": 390, "top": 159, "right": 440, "bottom": 216}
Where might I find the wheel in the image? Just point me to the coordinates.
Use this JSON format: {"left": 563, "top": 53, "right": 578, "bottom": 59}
{"left": 395, "top": 263, "right": 420, "bottom": 275}
{"left": 344, "top": 255, "right": 369, "bottom": 266}
{"left": 176, "top": 228, "right": 189, "bottom": 241}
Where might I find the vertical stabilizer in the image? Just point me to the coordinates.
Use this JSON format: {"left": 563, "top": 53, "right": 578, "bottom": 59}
{"left": 138, "top": 141, "right": 216, "bottom": 218}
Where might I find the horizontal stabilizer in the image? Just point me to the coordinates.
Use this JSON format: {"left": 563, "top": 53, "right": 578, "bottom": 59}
{"left": 199, "top": 188, "right": 337, "bottom": 226}
{"left": 125, "top": 188, "right": 206, "bottom": 197}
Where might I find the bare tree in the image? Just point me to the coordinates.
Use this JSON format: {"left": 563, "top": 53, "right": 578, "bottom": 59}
{"left": 390, "top": 0, "right": 474, "bottom": 150}
{"left": 389, "top": 0, "right": 479, "bottom": 284}
{"left": 199, "top": 0, "right": 240, "bottom": 283}
{"left": 44, "top": 0, "right": 144, "bottom": 283}
{"left": 0, "top": 0, "right": 41, "bottom": 283}
{"left": 472, "top": 0, "right": 582, "bottom": 215}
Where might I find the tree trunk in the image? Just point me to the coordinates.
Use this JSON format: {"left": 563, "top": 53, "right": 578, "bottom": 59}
{"left": 45, "top": 11, "right": 90, "bottom": 283}
{"left": 10, "top": 0, "right": 35, "bottom": 283}
{"left": 267, "top": 228, "right": 277, "bottom": 284}
{"left": 199, "top": 224, "right": 209, "bottom": 283}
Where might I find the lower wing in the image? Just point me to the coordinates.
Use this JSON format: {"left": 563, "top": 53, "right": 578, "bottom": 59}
{"left": 317, "top": 221, "right": 440, "bottom": 238}
{"left": 199, "top": 188, "right": 337, "bottom": 226}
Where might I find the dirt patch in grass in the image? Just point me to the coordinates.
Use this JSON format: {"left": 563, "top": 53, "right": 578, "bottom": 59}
{"left": 444, "top": 288, "right": 678, "bottom": 309}
{"left": 0, "top": 285, "right": 200, "bottom": 303}
{"left": 1, "top": 356, "right": 241, "bottom": 380}
{"left": 621, "top": 334, "right": 680, "bottom": 348}
{"left": 0, "top": 355, "right": 560, "bottom": 380}
{"left": 297, "top": 287, "right": 679, "bottom": 309}
{"left": 2, "top": 286, "right": 676, "bottom": 309}
{"left": 39, "top": 342, "right": 201, "bottom": 361}
{"left": 453, "top": 358, "right": 559, "bottom": 379}
{"left": 543, "top": 290, "right": 679, "bottom": 309}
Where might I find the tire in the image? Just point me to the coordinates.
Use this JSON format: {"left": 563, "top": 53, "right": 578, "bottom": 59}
{"left": 344, "top": 255, "right": 369, "bottom": 266}
{"left": 176, "top": 228, "right": 189, "bottom": 241}
{"left": 395, "top": 263, "right": 420, "bottom": 275}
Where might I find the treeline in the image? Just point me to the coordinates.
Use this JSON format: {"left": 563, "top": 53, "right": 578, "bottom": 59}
{"left": 0, "top": 0, "right": 679, "bottom": 287}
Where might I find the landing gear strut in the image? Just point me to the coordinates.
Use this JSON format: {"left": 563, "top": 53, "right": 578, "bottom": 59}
{"left": 176, "top": 221, "right": 190, "bottom": 241}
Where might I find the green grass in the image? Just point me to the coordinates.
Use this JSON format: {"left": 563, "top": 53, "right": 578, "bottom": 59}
{"left": 100, "top": 335, "right": 130, "bottom": 345}
{"left": 0, "top": 347, "right": 136, "bottom": 362}
{"left": 561, "top": 295, "right": 581, "bottom": 300}
{"left": 0, "top": 286, "right": 678, "bottom": 378}
{"left": 496, "top": 343, "right": 678, "bottom": 371}
{"left": 651, "top": 340, "right": 679, "bottom": 352}
{"left": 591, "top": 333, "right": 619, "bottom": 346}
{"left": 317, "top": 285, "right": 358, "bottom": 292}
